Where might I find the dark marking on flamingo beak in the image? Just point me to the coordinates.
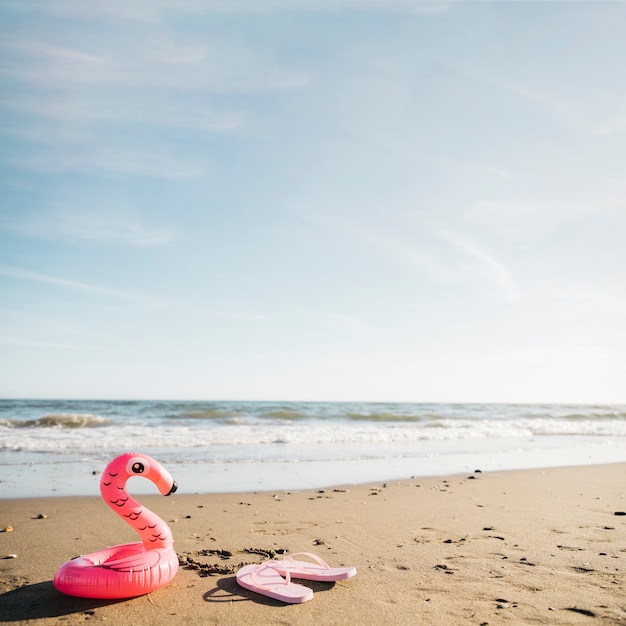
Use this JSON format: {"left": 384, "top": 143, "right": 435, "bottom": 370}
{"left": 166, "top": 481, "right": 178, "bottom": 496}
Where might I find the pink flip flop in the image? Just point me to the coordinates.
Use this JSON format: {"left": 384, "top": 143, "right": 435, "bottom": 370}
{"left": 236, "top": 561, "right": 314, "bottom": 604}
{"left": 272, "top": 552, "right": 357, "bottom": 582}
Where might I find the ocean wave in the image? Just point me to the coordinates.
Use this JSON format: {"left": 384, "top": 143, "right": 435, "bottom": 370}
{"left": 260, "top": 409, "right": 309, "bottom": 420}
{"left": 171, "top": 409, "right": 242, "bottom": 421}
{"left": 4, "top": 399, "right": 626, "bottom": 425}
{"left": 0, "top": 413, "right": 108, "bottom": 429}
{"left": 2, "top": 417, "right": 626, "bottom": 454}
{"left": 346, "top": 412, "right": 431, "bottom": 422}
{"left": 3, "top": 401, "right": 626, "bottom": 462}
{"left": 559, "top": 411, "right": 626, "bottom": 421}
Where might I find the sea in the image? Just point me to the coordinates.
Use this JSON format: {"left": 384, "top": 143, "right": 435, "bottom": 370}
{"left": 1, "top": 399, "right": 625, "bottom": 498}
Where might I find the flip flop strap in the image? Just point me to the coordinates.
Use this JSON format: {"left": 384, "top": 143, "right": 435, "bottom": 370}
{"left": 249, "top": 560, "right": 292, "bottom": 590}
{"left": 282, "top": 552, "right": 331, "bottom": 572}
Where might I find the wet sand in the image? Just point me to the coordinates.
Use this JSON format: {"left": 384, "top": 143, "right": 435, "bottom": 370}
{"left": 1, "top": 463, "right": 625, "bottom": 625}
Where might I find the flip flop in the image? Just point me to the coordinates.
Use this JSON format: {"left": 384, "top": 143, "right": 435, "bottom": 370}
{"left": 272, "top": 552, "right": 357, "bottom": 582}
{"left": 236, "top": 561, "right": 314, "bottom": 604}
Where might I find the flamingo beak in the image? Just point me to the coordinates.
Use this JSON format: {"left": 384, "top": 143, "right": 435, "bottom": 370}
{"left": 166, "top": 481, "right": 178, "bottom": 496}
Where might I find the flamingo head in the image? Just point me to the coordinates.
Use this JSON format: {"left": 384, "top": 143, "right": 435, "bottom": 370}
{"left": 103, "top": 452, "right": 178, "bottom": 496}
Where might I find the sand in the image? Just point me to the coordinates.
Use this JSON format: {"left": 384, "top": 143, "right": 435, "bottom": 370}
{"left": 1, "top": 463, "right": 625, "bottom": 625}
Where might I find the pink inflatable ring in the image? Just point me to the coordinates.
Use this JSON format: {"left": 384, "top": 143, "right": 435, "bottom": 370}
{"left": 54, "top": 452, "right": 179, "bottom": 599}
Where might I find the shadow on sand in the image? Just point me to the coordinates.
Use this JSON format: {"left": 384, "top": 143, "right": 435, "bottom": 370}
{"left": 0, "top": 581, "right": 124, "bottom": 621}
{"left": 0, "top": 576, "right": 338, "bottom": 619}
{"left": 202, "top": 575, "right": 335, "bottom": 607}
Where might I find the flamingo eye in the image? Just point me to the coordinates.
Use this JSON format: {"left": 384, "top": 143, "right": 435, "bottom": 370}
{"left": 126, "top": 457, "right": 150, "bottom": 475}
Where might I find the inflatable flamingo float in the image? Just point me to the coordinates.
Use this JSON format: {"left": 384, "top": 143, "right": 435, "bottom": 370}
{"left": 54, "top": 452, "right": 179, "bottom": 599}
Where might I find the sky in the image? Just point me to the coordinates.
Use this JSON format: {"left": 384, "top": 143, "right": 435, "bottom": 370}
{"left": 1, "top": 0, "right": 625, "bottom": 404}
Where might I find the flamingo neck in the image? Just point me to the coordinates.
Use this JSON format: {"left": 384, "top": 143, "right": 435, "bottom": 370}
{"left": 100, "top": 475, "right": 174, "bottom": 549}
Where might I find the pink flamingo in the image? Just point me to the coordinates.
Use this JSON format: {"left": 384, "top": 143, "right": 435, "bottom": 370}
{"left": 54, "top": 453, "right": 179, "bottom": 599}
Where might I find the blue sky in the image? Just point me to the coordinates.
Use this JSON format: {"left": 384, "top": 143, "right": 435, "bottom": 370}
{"left": 1, "top": 1, "right": 625, "bottom": 403}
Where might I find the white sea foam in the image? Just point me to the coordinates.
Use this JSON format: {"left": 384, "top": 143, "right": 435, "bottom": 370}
{"left": 2, "top": 416, "right": 626, "bottom": 454}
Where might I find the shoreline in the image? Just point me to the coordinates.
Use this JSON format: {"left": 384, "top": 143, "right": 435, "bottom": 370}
{"left": 1, "top": 463, "right": 625, "bottom": 624}
{"left": 2, "top": 436, "right": 625, "bottom": 499}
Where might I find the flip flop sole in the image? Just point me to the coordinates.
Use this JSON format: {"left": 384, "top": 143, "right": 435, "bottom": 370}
{"left": 273, "top": 560, "right": 357, "bottom": 582}
{"left": 236, "top": 563, "right": 314, "bottom": 604}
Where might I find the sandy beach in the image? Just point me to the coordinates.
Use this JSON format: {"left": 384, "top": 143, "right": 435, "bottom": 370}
{"left": 1, "top": 463, "right": 625, "bottom": 625}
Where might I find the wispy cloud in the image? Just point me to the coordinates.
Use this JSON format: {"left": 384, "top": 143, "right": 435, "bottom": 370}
{"left": 324, "top": 313, "right": 368, "bottom": 328}
{"left": 435, "top": 230, "right": 522, "bottom": 301}
{"left": 295, "top": 207, "right": 524, "bottom": 301}
{"left": 57, "top": 210, "right": 173, "bottom": 247}
{"left": 506, "top": 83, "right": 596, "bottom": 133}
{"left": 0, "top": 199, "right": 174, "bottom": 247}
{"left": 0, "top": 95, "right": 243, "bottom": 133}
{"left": 0, "top": 331, "right": 167, "bottom": 353}
{"left": 0, "top": 264, "right": 165, "bottom": 306}
{"left": 508, "top": 84, "right": 626, "bottom": 136}
{"left": 4, "top": 0, "right": 452, "bottom": 22}
{"left": 481, "top": 165, "right": 511, "bottom": 180}
{"left": 3, "top": 39, "right": 106, "bottom": 64}
{"left": 293, "top": 208, "right": 452, "bottom": 284}
{"left": 1, "top": 146, "right": 205, "bottom": 178}
{"left": 0, "top": 33, "right": 309, "bottom": 94}
{"left": 554, "top": 280, "right": 626, "bottom": 318}
{"left": 0, "top": 335, "right": 89, "bottom": 350}
{"left": 0, "top": 264, "right": 267, "bottom": 321}
{"left": 446, "top": 60, "right": 626, "bottom": 137}
{"left": 321, "top": 313, "right": 370, "bottom": 334}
